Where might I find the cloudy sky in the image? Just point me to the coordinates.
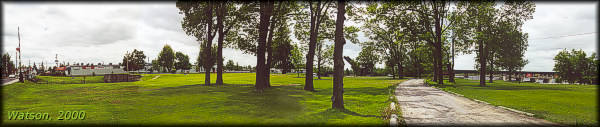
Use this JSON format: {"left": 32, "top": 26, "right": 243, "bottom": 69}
{"left": 2, "top": 2, "right": 597, "bottom": 72}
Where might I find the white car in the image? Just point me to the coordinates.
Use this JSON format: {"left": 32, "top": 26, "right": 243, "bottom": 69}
{"left": 313, "top": 73, "right": 318, "bottom": 77}
{"left": 8, "top": 75, "right": 16, "bottom": 78}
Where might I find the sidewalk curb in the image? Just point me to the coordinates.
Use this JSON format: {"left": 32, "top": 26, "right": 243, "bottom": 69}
{"left": 431, "top": 86, "right": 535, "bottom": 117}
{"left": 2, "top": 79, "right": 19, "bottom": 86}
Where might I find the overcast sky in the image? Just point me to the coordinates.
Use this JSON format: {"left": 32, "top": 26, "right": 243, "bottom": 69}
{"left": 2, "top": 2, "right": 597, "bottom": 72}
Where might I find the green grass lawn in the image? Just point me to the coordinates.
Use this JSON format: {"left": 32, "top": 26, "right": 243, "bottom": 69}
{"left": 429, "top": 78, "right": 597, "bottom": 126}
{"left": 2, "top": 73, "right": 404, "bottom": 126}
{"left": 35, "top": 76, "right": 105, "bottom": 84}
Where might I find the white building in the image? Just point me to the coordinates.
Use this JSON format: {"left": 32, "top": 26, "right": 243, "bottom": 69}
{"left": 68, "top": 65, "right": 127, "bottom": 76}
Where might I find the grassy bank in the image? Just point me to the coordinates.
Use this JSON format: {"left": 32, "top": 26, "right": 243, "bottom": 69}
{"left": 3, "top": 73, "right": 404, "bottom": 126}
{"left": 428, "top": 78, "right": 597, "bottom": 126}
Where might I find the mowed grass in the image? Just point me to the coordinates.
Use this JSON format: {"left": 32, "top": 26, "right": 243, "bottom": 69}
{"left": 36, "top": 76, "right": 105, "bottom": 84}
{"left": 2, "top": 73, "right": 404, "bottom": 126}
{"left": 430, "top": 78, "right": 597, "bottom": 126}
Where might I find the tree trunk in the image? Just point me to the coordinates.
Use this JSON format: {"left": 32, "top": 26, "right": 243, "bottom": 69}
{"left": 305, "top": 3, "right": 323, "bottom": 92}
{"left": 449, "top": 37, "right": 455, "bottom": 83}
{"left": 432, "top": 48, "right": 438, "bottom": 82}
{"left": 265, "top": 2, "right": 282, "bottom": 88}
{"left": 397, "top": 62, "right": 402, "bottom": 79}
{"left": 479, "top": 41, "right": 486, "bottom": 86}
{"left": 204, "top": 2, "right": 215, "bottom": 86}
{"left": 317, "top": 59, "right": 322, "bottom": 79}
{"left": 391, "top": 62, "right": 396, "bottom": 79}
{"left": 434, "top": 18, "right": 443, "bottom": 85}
{"left": 256, "top": 1, "right": 274, "bottom": 92}
{"left": 508, "top": 71, "right": 512, "bottom": 81}
{"left": 332, "top": 0, "right": 345, "bottom": 109}
{"left": 216, "top": 3, "right": 225, "bottom": 85}
{"left": 489, "top": 59, "right": 494, "bottom": 83}
{"left": 317, "top": 43, "right": 322, "bottom": 80}
{"left": 415, "top": 56, "right": 421, "bottom": 79}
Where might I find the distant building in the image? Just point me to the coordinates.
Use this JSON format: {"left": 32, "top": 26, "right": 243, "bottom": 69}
{"left": 68, "top": 65, "right": 127, "bottom": 76}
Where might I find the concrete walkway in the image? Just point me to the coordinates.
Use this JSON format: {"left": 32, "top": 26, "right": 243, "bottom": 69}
{"left": 395, "top": 79, "right": 559, "bottom": 126}
{"left": 2, "top": 79, "right": 19, "bottom": 86}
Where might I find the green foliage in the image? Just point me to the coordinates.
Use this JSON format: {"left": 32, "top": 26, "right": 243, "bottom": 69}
{"left": 158, "top": 45, "right": 175, "bottom": 73}
{"left": 225, "top": 59, "right": 235, "bottom": 71}
{"left": 271, "top": 15, "right": 295, "bottom": 73}
{"left": 553, "top": 49, "right": 597, "bottom": 84}
{"left": 356, "top": 46, "right": 380, "bottom": 76}
{"left": 151, "top": 59, "right": 159, "bottom": 73}
{"left": 316, "top": 43, "right": 334, "bottom": 74}
{"left": 197, "top": 45, "right": 218, "bottom": 70}
{"left": 2, "top": 53, "right": 16, "bottom": 76}
{"left": 290, "top": 44, "right": 305, "bottom": 72}
{"left": 174, "top": 52, "right": 191, "bottom": 72}
{"left": 122, "top": 49, "right": 146, "bottom": 71}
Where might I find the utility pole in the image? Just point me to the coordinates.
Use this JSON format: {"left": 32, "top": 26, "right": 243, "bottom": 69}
{"left": 17, "top": 27, "right": 23, "bottom": 82}
{"left": 126, "top": 51, "right": 129, "bottom": 72}
{"left": 15, "top": 51, "right": 17, "bottom": 75}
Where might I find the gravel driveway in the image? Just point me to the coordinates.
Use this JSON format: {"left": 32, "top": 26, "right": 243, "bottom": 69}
{"left": 395, "top": 79, "right": 560, "bottom": 126}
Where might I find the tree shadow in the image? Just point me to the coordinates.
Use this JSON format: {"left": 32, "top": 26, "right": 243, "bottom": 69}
{"left": 314, "top": 108, "right": 380, "bottom": 119}
{"left": 339, "top": 108, "right": 380, "bottom": 118}
{"left": 343, "top": 87, "right": 389, "bottom": 96}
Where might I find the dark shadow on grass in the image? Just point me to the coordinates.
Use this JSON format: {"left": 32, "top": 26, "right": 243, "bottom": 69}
{"left": 145, "top": 83, "right": 255, "bottom": 96}
{"left": 343, "top": 87, "right": 389, "bottom": 96}
{"left": 222, "top": 85, "right": 305, "bottom": 119}
{"left": 339, "top": 108, "right": 381, "bottom": 118}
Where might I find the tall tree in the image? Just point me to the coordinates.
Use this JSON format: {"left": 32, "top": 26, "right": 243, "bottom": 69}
{"left": 332, "top": 0, "right": 346, "bottom": 109}
{"left": 495, "top": 20, "right": 529, "bottom": 82}
{"left": 225, "top": 59, "right": 235, "bottom": 71}
{"left": 2, "top": 53, "right": 15, "bottom": 76}
{"left": 175, "top": 51, "right": 191, "bottom": 72}
{"left": 407, "top": 1, "right": 455, "bottom": 85}
{"left": 122, "top": 49, "right": 146, "bottom": 71}
{"left": 158, "top": 45, "right": 175, "bottom": 73}
{"left": 151, "top": 59, "right": 159, "bottom": 73}
{"left": 197, "top": 45, "right": 218, "bottom": 73}
{"left": 177, "top": 1, "right": 218, "bottom": 85}
{"left": 265, "top": 1, "right": 297, "bottom": 87}
{"left": 290, "top": 44, "right": 305, "bottom": 77}
{"left": 454, "top": 1, "right": 535, "bottom": 86}
{"left": 255, "top": 1, "right": 274, "bottom": 92}
{"left": 360, "top": 1, "right": 417, "bottom": 79}
{"left": 553, "top": 49, "right": 596, "bottom": 84}
{"left": 271, "top": 24, "right": 294, "bottom": 74}
{"left": 356, "top": 45, "right": 380, "bottom": 75}
{"left": 214, "top": 2, "right": 246, "bottom": 85}
{"left": 294, "top": 1, "right": 335, "bottom": 91}
{"left": 316, "top": 43, "right": 334, "bottom": 79}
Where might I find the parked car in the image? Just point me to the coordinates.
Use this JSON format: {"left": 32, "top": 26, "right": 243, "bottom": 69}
{"left": 8, "top": 75, "right": 16, "bottom": 78}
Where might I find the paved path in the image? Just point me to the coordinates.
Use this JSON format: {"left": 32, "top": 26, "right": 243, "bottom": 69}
{"left": 2, "top": 78, "right": 19, "bottom": 86}
{"left": 395, "top": 79, "right": 559, "bottom": 126}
